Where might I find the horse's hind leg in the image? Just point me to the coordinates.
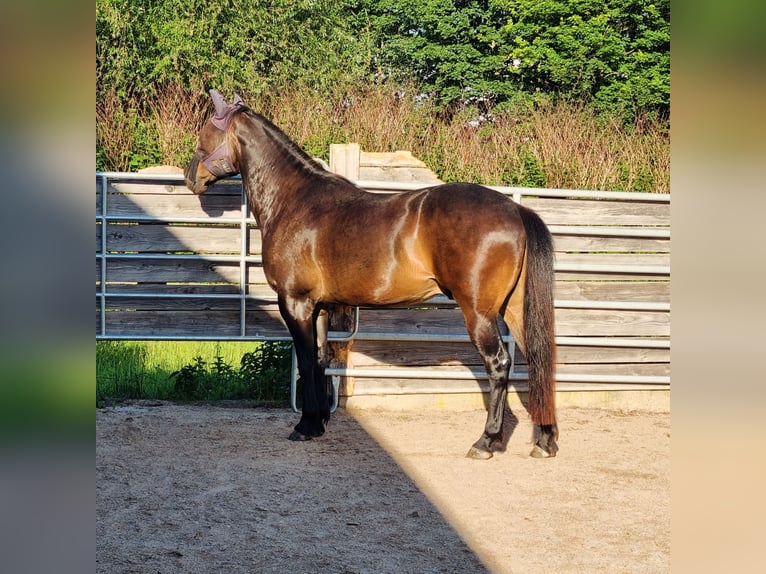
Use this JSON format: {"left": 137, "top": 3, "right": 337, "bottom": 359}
{"left": 503, "top": 290, "right": 558, "bottom": 458}
{"left": 463, "top": 312, "right": 511, "bottom": 460}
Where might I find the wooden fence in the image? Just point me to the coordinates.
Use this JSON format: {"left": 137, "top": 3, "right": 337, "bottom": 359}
{"left": 96, "top": 164, "right": 670, "bottom": 403}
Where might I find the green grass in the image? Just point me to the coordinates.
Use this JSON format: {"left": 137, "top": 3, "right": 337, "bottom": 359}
{"left": 96, "top": 340, "right": 293, "bottom": 405}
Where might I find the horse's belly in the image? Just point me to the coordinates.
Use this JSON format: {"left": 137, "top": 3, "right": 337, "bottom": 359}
{"left": 337, "top": 273, "right": 442, "bottom": 306}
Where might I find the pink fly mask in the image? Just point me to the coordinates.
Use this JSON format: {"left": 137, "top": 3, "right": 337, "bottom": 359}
{"left": 199, "top": 90, "right": 246, "bottom": 177}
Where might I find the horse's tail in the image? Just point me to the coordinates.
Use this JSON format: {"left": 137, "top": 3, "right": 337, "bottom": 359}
{"left": 519, "top": 205, "right": 557, "bottom": 426}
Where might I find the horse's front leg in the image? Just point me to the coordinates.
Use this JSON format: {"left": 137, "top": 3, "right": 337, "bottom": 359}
{"left": 278, "top": 296, "right": 328, "bottom": 441}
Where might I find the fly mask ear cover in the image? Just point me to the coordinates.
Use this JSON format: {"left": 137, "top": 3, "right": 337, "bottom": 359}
{"left": 200, "top": 90, "right": 246, "bottom": 177}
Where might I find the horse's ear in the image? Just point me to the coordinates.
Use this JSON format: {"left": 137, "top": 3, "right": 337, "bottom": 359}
{"left": 233, "top": 93, "right": 244, "bottom": 106}
{"left": 209, "top": 89, "right": 228, "bottom": 115}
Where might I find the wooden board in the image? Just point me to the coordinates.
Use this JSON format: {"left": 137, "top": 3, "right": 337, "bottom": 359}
{"left": 101, "top": 223, "right": 262, "bottom": 255}
{"left": 105, "top": 193, "right": 245, "bottom": 220}
{"left": 101, "top": 258, "right": 268, "bottom": 285}
{"left": 523, "top": 197, "right": 670, "bottom": 226}
{"left": 349, "top": 307, "right": 669, "bottom": 338}
{"left": 552, "top": 234, "right": 670, "bottom": 253}
{"left": 349, "top": 342, "right": 669, "bottom": 368}
{"left": 554, "top": 281, "right": 670, "bottom": 303}
{"left": 99, "top": 309, "right": 289, "bottom": 338}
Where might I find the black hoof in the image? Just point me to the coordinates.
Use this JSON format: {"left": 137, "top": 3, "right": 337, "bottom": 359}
{"left": 288, "top": 430, "right": 312, "bottom": 441}
{"left": 529, "top": 437, "right": 558, "bottom": 458}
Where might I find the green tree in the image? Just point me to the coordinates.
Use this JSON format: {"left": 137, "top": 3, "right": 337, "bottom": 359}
{"left": 363, "top": 0, "right": 514, "bottom": 107}
{"left": 361, "top": 0, "right": 668, "bottom": 121}
{"left": 501, "top": 0, "right": 669, "bottom": 120}
{"left": 97, "top": 0, "right": 374, "bottom": 102}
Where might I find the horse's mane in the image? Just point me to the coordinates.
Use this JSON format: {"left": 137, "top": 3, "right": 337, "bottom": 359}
{"left": 239, "top": 108, "right": 328, "bottom": 177}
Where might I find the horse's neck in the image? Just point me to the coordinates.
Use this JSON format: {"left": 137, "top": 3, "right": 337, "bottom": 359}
{"left": 238, "top": 116, "right": 321, "bottom": 231}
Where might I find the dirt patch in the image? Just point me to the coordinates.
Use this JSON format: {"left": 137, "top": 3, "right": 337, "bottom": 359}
{"left": 97, "top": 402, "right": 669, "bottom": 573}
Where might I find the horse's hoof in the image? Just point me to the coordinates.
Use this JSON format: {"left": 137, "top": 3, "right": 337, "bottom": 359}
{"left": 466, "top": 446, "right": 493, "bottom": 460}
{"left": 529, "top": 444, "right": 555, "bottom": 458}
{"left": 288, "top": 430, "right": 312, "bottom": 442}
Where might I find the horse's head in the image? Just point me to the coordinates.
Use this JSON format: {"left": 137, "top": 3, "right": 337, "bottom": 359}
{"left": 184, "top": 90, "right": 246, "bottom": 194}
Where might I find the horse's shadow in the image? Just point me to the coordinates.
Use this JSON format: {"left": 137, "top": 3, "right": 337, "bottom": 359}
{"left": 196, "top": 183, "right": 231, "bottom": 218}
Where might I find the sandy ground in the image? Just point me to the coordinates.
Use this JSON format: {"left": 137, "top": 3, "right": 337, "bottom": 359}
{"left": 97, "top": 401, "right": 669, "bottom": 573}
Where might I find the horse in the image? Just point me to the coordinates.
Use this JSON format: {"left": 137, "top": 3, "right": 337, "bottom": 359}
{"left": 185, "top": 90, "right": 558, "bottom": 459}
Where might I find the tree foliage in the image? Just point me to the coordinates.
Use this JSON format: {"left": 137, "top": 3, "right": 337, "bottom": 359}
{"left": 502, "top": 0, "right": 669, "bottom": 120}
{"left": 362, "top": 0, "right": 668, "bottom": 120}
{"left": 363, "top": 0, "right": 515, "bottom": 107}
{"left": 97, "top": 0, "right": 374, "bottom": 103}
{"left": 97, "top": 0, "right": 669, "bottom": 121}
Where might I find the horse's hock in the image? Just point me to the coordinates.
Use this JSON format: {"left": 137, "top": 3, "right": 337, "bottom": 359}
{"left": 97, "top": 147, "right": 670, "bottom": 412}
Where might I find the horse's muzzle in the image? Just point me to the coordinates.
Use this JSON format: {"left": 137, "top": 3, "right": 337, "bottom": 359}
{"left": 184, "top": 155, "right": 206, "bottom": 194}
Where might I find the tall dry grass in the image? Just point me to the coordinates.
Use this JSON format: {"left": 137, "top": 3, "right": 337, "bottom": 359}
{"left": 96, "top": 83, "right": 669, "bottom": 192}
{"left": 148, "top": 84, "right": 210, "bottom": 169}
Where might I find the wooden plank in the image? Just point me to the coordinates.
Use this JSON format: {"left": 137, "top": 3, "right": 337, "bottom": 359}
{"left": 353, "top": 308, "right": 486, "bottom": 336}
{"left": 107, "top": 179, "right": 241, "bottom": 196}
{"left": 350, "top": 342, "right": 484, "bottom": 368}
{"left": 555, "top": 271, "right": 669, "bottom": 281}
{"left": 102, "top": 223, "right": 262, "bottom": 254}
{"left": 100, "top": 283, "right": 275, "bottom": 296}
{"left": 101, "top": 309, "right": 289, "bottom": 337}
{"left": 351, "top": 307, "right": 668, "bottom": 338}
{"left": 555, "top": 252, "right": 669, "bottom": 268}
{"left": 552, "top": 235, "right": 670, "bottom": 253}
{"left": 554, "top": 308, "right": 669, "bottom": 337}
{"left": 554, "top": 363, "right": 670, "bottom": 376}
{"left": 101, "top": 296, "right": 281, "bottom": 312}
{"left": 103, "top": 259, "right": 269, "bottom": 284}
{"left": 348, "top": 379, "right": 666, "bottom": 395}
{"left": 106, "top": 193, "right": 243, "bottom": 220}
{"left": 349, "top": 342, "right": 669, "bottom": 367}
{"left": 523, "top": 197, "right": 670, "bottom": 226}
{"left": 104, "top": 259, "right": 241, "bottom": 284}
{"left": 554, "top": 281, "right": 670, "bottom": 303}
{"left": 555, "top": 345, "right": 669, "bottom": 364}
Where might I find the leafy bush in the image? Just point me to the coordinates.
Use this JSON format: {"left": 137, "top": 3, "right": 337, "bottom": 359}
{"left": 168, "top": 343, "right": 292, "bottom": 403}
{"left": 239, "top": 342, "right": 293, "bottom": 405}
{"left": 169, "top": 355, "right": 246, "bottom": 400}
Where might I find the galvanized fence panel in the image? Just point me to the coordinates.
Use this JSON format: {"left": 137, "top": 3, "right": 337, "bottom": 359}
{"left": 96, "top": 172, "right": 670, "bottom": 406}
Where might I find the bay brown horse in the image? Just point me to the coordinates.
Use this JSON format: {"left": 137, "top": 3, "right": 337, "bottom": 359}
{"left": 185, "top": 90, "right": 558, "bottom": 459}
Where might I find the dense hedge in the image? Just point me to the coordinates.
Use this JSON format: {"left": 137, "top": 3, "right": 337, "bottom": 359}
{"left": 97, "top": 0, "right": 668, "bottom": 120}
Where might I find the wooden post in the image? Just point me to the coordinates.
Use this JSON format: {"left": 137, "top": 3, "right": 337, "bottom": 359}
{"left": 326, "top": 143, "right": 359, "bottom": 401}
{"left": 329, "top": 143, "right": 360, "bottom": 181}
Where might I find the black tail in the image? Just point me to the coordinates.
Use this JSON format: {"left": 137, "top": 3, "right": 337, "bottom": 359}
{"left": 518, "top": 205, "right": 557, "bottom": 426}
